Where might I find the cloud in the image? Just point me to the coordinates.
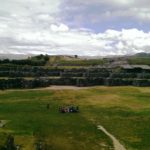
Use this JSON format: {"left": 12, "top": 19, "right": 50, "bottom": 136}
{"left": 50, "top": 24, "right": 69, "bottom": 32}
{"left": 60, "top": 0, "right": 150, "bottom": 30}
{"left": 0, "top": 21, "right": 150, "bottom": 56}
{"left": 0, "top": 0, "right": 150, "bottom": 56}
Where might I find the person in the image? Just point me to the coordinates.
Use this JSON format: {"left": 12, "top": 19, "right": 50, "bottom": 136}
{"left": 46, "top": 104, "right": 50, "bottom": 110}
{"left": 6, "top": 135, "right": 16, "bottom": 150}
{"left": 76, "top": 106, "right": 79, "bottom": 112}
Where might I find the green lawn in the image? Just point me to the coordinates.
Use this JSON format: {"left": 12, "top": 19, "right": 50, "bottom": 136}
{"left": 0, "top": 86, "right": 150, "bottom": 150}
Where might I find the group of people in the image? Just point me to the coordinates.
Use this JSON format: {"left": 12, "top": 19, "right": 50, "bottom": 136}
{"left": 46, "top": 104, "right": 79, "bottom": 113}
{"left": 59, "top": 106, "right": 79, "bottom": 113}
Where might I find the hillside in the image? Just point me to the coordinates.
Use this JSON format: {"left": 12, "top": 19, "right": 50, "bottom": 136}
{"left": 0, "top": 53, "right": 150, "bottom": 89}
{"left": 0, "top": 53, "right": 150, "bottom": 150}
{"left": 127, "top": 53, "right": 150, "bottom": 65}
{"left": 0, "top": 53, "right": 150, "bottom": 67}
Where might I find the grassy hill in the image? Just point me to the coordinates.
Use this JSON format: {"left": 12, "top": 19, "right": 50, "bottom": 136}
{"left": 45, "top": 53, "right": 150, "bottom": 67}
{"left": 0, "top": 55, "right": 105, "bottom": 68}
{"left": 45, "top": 55, "right": 105, "bottom": 67}
{"left": 0, "top": 86, "right": 150, "bottom": 150}
{"left": 128, "top": 57, "right": 150, "bottom": 65}
{"left": 128, "top": 53, "right": 150, "bottom": 65}
{"left": 0, "top": 53, "right": 150, "bottom": 68}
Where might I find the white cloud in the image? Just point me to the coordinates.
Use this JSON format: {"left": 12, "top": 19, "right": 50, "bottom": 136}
{"left": 0, "top": 0, "right": 150, "bottom": 56}
{"left": 1, "top": 0, "right": 60, "bottom": 15}
{"left": 61, "top": 0, "right": 150, "bottom": 27}
{"left": 0, "top": 21, "right": 150, "bottom": 56}
{"left": 50, "top": 24, "right": 69, "bottom": 32}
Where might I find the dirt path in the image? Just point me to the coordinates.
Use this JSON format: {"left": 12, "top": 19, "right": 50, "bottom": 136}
{"left": 0, "top": 120, "right": 8, "bottom": 128}
{"left": 97, "top": 125, "right": 126, "bottom": 150}
{"left": 44, "top": 86, "right": 92, "bottom": 90}
{"left": 0, "top": 86, "right": 94, "bottom": 92}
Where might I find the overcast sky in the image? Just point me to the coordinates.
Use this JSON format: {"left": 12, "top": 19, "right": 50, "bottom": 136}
{"left": 0, "top": 0, "right": 150, "bottom": 56}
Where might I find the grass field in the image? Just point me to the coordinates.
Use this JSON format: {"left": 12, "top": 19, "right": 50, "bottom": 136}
{"left": 128, "top": 57, "right": 150, "bottom": 65}
{"left": 0, "top": 86, "right": 150, "bottom": 150}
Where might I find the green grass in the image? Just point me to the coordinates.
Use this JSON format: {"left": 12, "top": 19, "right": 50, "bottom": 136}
{"left": 57, "top": 59, "right": 105, "bottom": 66}
{"left": 128, "top": 57, "right": 150, "bottom": 65}
{"left": 0, "top": 86, "right": 150, "bottom": 150}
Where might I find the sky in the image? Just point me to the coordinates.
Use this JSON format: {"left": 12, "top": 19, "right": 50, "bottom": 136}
{"left": 0, "top": 0, "right": 150, "bottom": 56}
